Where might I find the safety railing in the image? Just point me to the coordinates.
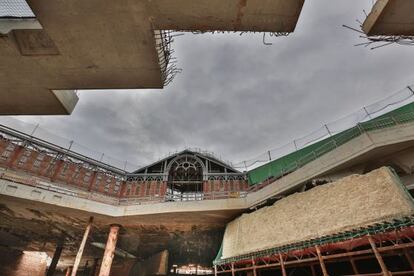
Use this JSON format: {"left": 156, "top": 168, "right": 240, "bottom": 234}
{"left": 247, "top": 109, "right": 414, "bottom": 191}
{"left": 2, "top": 109, "right": 414, "bottom": 206}
{"left": 0, "top": 170, "right": 249, "bottom": 206}
{"left": 0, "top": 171, "right": 121, "bottom": 205}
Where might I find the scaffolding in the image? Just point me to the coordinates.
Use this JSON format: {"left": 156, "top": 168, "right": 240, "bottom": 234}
{"left": 215, "top": 217, "right": 414, "bottom": 276}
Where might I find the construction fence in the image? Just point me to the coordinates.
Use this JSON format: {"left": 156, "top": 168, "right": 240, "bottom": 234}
{"left": 242, "top": 85, "right": 414, "bottom": 185}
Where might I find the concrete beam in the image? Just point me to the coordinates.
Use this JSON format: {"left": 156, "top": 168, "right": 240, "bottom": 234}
{"left": 0, "top": 0, "right": 305, "bottom": 115}
{"left": 245, "top": 121, "right": 414, "bottom": 207}
{"left": 363, "top": 0, "right": 414, "bottom": 36}
{"left": 0, "top": 18, "right": 42, "bottom": 34}
{"left": 149, "top": 0, "right": 304, "bottom": 32}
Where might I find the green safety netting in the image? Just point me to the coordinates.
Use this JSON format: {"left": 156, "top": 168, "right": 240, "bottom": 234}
{"left": 214, "top": 215, "right": 414, "bottom": 265}
{"left": 215, "top": 168, "right": 414, "bottom": 265}
{"left": 247, "top": 101, "right": 414, "bottom": 185}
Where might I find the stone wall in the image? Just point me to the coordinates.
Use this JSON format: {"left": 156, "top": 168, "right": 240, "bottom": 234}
{"left": 221, "top": 167, "right": 414, "bottom": 259}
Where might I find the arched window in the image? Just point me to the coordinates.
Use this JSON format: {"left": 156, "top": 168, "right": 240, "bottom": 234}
{"left": 167, "top": 154, "right": 204, "bottom": 195}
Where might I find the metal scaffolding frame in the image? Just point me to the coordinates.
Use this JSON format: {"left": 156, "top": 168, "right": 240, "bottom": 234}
{"left": 215, "top": 225, "right": 414, "bottom": 276}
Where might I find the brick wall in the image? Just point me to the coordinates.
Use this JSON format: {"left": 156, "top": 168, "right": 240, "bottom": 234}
{"left": 0, "top": 138, "right": 122, "bottom": 197}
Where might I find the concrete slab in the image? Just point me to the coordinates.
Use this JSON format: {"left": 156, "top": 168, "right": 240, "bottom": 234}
{"left": 149, "top": 0, "right": 304, "bottom": 32}
{"left": 0, "top": 0, "right": 305, "bottom": 115}
{"left": 363, "top": 0, "right": 414, "bottom": 36}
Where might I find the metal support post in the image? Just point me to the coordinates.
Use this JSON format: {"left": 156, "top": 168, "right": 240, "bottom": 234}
{"left": 315, "top": 245, "right": 328, "bottom": 276}
{"left": 349, "top": 257, "right": 359, "bottom": 274}
{"left": 252, "top": 258, "right": 257, "bottom": 276}
{"left": 279, "top": 253, "right": 287, "bottom": 276}
{"left": 310, "top": 265, "right": 316, "bottom": 276}
{"left": 368, "top": 235, "right": 390, "bottom": 276}
{"left": 404, "top": 249, "right": 414, "bottom": 270}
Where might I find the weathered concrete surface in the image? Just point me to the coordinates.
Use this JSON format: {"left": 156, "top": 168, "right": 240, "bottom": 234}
{"left": 0, "top": 247, "right": 47, "bottom": 276}
{"left": 363, "top": 0, "right": 414, "bottom": 36}
{"left": 149, "top": 0, "right": 304, "bottom": 32}
{"left": 0, "top": 178, "right": 247, "bottom": 217}
{"left": 110, "top": 250, "right": 168, "bottom": 275}
{"left": 0, "top": 19, "right": 42, "bottom": 34}
{"left": 0, "top": 0, "right": 160, "bottom": 115}
{"left": 221, "top": 167, "right": 414, "bottom": 259}
{"left": 0, "top": 182, "right": 241, "bottom": 268}
{"left": 0, "top": 0, "right": 304, "bottom": 115}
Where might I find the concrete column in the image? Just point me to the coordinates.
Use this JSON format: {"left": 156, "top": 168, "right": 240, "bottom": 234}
{"left": 72, "top": 216, "right": 93, "bottom": 276}
{"left": 47, "top": 239, "right": 65, "bottom": 276}
{"left": 98, "top": 224, "right": 120, "bottom": 276}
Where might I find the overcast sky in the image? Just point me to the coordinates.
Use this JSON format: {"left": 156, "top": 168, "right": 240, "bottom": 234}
{"left": 3, "top": 0, "right": 414, "bottom": 170}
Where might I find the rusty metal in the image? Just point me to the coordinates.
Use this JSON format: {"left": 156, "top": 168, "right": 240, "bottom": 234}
{"left": 368, "top": 235, "right": 390, "bottom": 276}
{"left": 99, "top": 224, "right": 120, "bottom": 276}
{"left": 349, "top": 256, "right": 359, "bottom": 274}
{"left": 279, "top": 253, "right": 287, "bottom": 276}
{"left": 216, "top": 236, "right": 414, "bottom": 276}
{"left": 252, "top": 258, "right": 257, "bottom": 276}
{"left": 404, "top": 249, "right": 414, "bottom": 270}
{"left": 310, "top": 265, "right": 316, "bottom": 276}
{"left": 315, "top": 245, "right": 328, "bottom": 276}
{"left": 71, "top": 216, "right": 93, "bottom": 276}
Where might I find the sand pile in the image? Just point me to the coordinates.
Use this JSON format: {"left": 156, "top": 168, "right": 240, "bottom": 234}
{"left": 222, "top": 167, "right": 414, "bottom": 259}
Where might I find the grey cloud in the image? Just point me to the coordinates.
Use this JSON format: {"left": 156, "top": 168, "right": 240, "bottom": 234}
{"left": 4, "top": 0, "right": 414, "bottom": 169}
